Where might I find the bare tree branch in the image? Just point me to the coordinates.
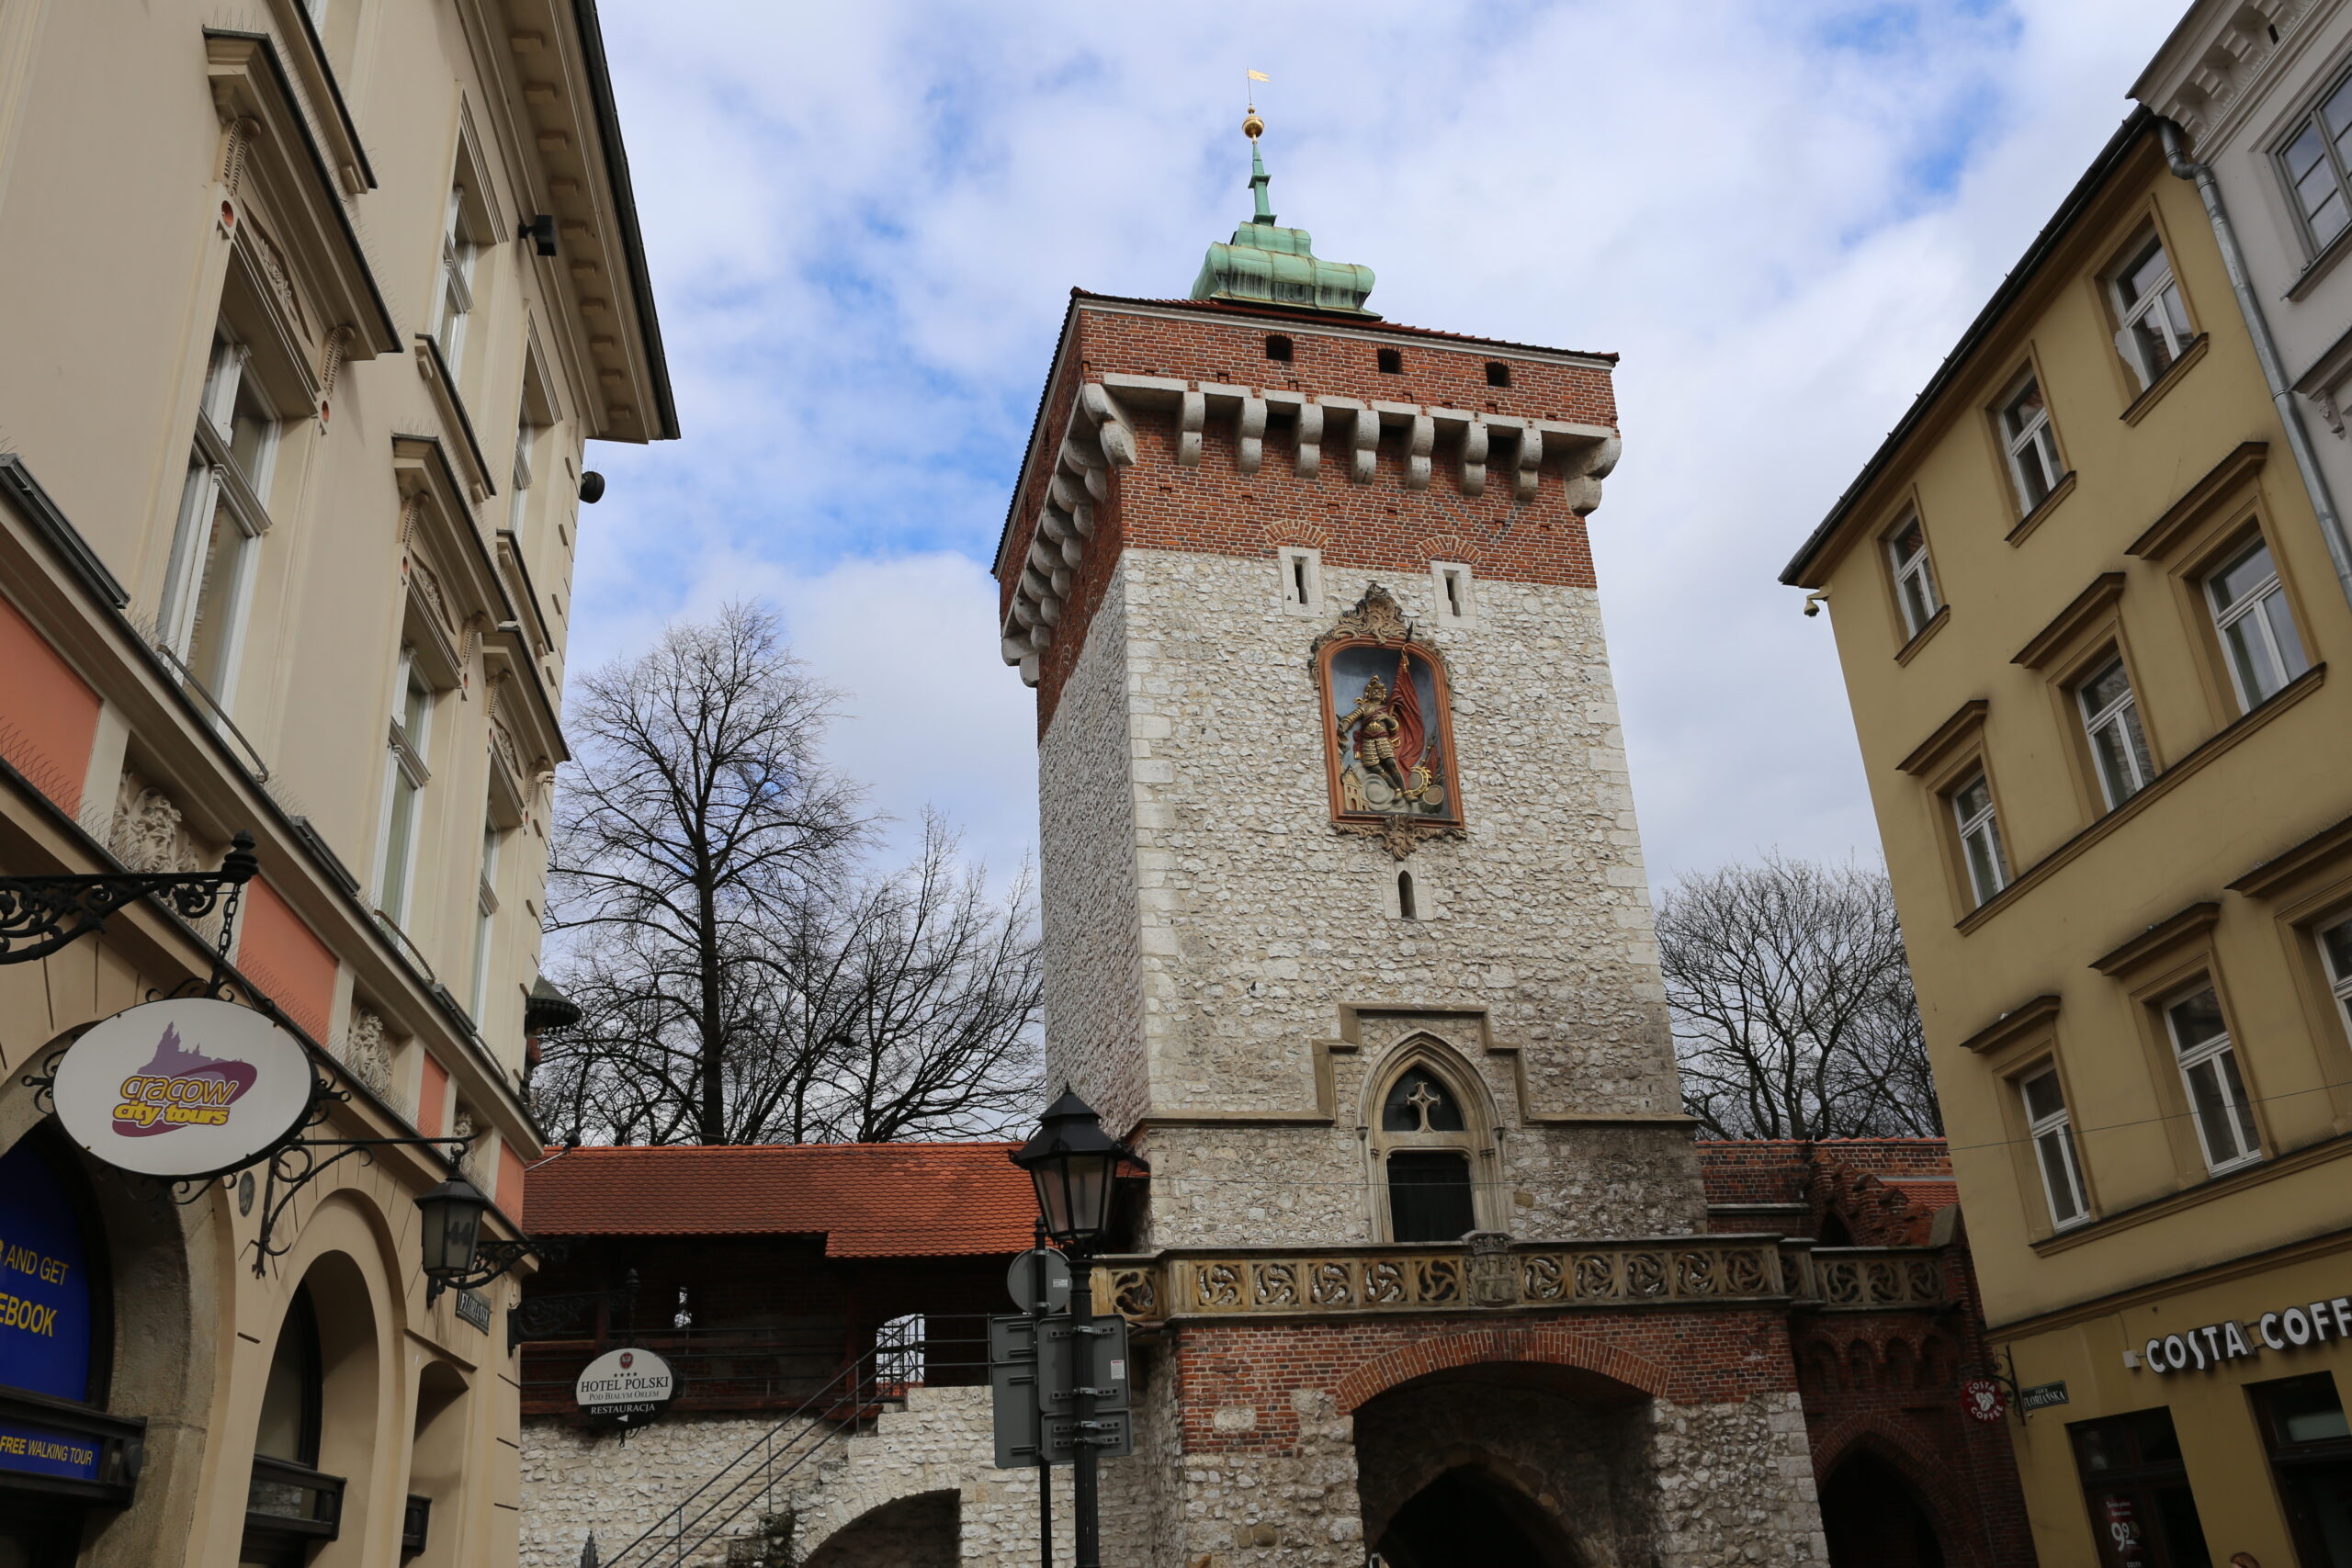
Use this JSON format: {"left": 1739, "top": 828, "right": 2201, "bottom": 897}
{"left": 1657, "top": 854, "right": 1939, "bottom": 1140}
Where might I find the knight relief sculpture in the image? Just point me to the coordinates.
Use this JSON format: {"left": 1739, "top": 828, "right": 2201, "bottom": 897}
{"left": 1315, "top": 584, "right": 1463, "bottom": 856}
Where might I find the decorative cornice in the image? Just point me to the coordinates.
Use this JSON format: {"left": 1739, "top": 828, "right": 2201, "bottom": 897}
{"left": 2128, "top": 441, "right": 2269, "bottom": 562}
{"left": 2090, "top": 900, "right": 2223, "bottom": 978}
{"left": 2013, "top": 573, "right": 2128, "bottom": 670}
{"left": 1956, "top": 995, "right": 2063, "bottom": 1056}
{"left": 1895, "top": 698, "right": 1989, "bottom": 779}
{"left": 2227, "top": 807, "right": 2352, "bottom": 898}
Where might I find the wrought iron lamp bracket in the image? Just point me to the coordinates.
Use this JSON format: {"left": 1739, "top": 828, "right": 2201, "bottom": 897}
{"left": 0, "top": 831, "right": 259, "bottom": 965}
{"left": 251, "top": 1115, "right": 477, "bottom": 1277}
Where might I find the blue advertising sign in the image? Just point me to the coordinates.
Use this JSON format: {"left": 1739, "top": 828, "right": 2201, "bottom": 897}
{"left": 0, "top": 1417, "right": 101, "bottom": 1480}
{"left": 0, "top": 1135, "right": 95, "bottom": 1404}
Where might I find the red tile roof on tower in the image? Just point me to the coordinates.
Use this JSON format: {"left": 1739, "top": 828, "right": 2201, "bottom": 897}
{"left": 521, "top": 1142, "right": 1036, "bottom": 1258}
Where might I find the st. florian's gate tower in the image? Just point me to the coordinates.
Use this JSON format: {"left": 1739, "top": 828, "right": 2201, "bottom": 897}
{"left": 993, "top": 117, "right": 1829, "bottom": 1567}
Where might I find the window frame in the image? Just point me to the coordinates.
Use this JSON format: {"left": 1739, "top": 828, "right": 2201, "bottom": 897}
{"left": 2018, "top": 1066, "right": 2091, "bottom": 1230}
{"left": 1996, "top": 369, "right": 2065, "bottom": 515}
{"left": 2275, "top": 67, "right": 2352, "bottom": 260}
{"left": 1363, "top": 1043, "right": 1495, "bottom": 1245}
{"left": 2107, "top": 234, "right": 2195, "bottom": 393}
{"left": 374, "top": 647, "right": 436, "bottom": 931}
{"left": 2073, "top": 652, "right": 2156, "bottom": 810}
{"left": 1951, "top": 770, "right": 2011, "bottom": 908}
{"left": 1276, "top": 545, "right": 1323, "bottom": 617}
{"left": 468, "top": 818, "right": 503, "bottom": 1025}
{"left": 1429, "top": 560, "right": 1475, "bottom": 626}
{"left": 160, "top": 332, "right": 284, "bottom": 716}
{"left": 1883, "top": 512, "right": 1941, "bottom": 641}
{"left": 2204, "top": 536, "right": 2312, "bottom": 713}
{"left": 2162, "top": 981, "right": 2264, "bottom": 1175}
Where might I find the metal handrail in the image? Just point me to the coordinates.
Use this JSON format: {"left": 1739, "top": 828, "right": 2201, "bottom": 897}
{"left": 597, "top": 1314, "right": 990, "bottom": 1568}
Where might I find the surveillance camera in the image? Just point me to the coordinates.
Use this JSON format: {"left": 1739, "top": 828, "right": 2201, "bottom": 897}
{"left": 1802, "top": 591, "right": 1830, "bottom": 619}
{"left": 1804, "top": 601, "right": 1821, "bottom": 617}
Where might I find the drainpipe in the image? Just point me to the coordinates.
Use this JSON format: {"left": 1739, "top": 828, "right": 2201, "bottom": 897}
{"left": 2158, "top": 118, "right": 2352, "bottom": 610}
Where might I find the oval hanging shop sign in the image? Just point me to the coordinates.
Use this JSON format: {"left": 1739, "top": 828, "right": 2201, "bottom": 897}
{"left": 576, "top": 1348, "right": 678, "bottom": 1424}
{"left": 51, "top": 998, "right": 315, "bottom": 1179}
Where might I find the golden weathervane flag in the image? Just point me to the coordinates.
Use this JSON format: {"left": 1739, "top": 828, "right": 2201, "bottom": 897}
{"left": 1247, "top": 69, "right": 1270, "bottom": 82}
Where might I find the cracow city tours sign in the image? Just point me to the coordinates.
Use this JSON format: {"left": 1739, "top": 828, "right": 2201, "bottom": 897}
{"left": 51, "top": 998, "right": 316, "bottom": 1179}
{"left": 575, "top": 1348, "right": 678, "bottom": 1426}
{"left": 2136, "top": 1290, "right": 2352, "bottom": 1374}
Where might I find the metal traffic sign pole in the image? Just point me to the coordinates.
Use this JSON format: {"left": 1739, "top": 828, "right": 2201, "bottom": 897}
{"left": 1012, "top": 1233, "right": 1068, "bottom": 1568}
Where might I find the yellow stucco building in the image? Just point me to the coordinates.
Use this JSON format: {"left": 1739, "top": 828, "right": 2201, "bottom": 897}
{"left": 0, "top": 2, "right": 672, "bottom": 1565}
{"left": 1787, "top": 108, "right": 2352, "bottom": 1567}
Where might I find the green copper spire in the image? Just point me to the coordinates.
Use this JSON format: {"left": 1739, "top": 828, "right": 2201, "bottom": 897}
{"left": 1189, "top": 115, "right": 1378, "bottom": 317}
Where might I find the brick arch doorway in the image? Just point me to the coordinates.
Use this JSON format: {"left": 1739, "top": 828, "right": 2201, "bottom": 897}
{"left": 800, "top": 1487, "right": 957, "bottom": 1568}
{"left": 1820, "top": 1447, "right": 1946, "bottom": 1568}
{"left": 1374, "top": 1463, "right": 1579, "bottom": 1568}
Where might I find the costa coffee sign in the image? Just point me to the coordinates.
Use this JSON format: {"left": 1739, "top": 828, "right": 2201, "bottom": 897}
{"left": 576, "top": 1348, "right": 678, "bottom": 1424}
{"left": 2139, "top": 1291, "right": 2352, "bottom": 1374}
{"left": 52, "top": 999, "right": 314, "bottom": 1179}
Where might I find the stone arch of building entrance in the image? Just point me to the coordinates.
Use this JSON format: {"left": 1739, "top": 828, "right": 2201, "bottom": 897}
{"left": 1352, "top": 1351, "right": 1665, "bottom": 1568}
{"left": 1335, "top": 1325, "right": 1673, "bottom": 1413}
{"left": 1818, "top": 1441, "right": 1951, "bottom": 1568}
{"left": 798, "top": 1486, "right": 958, "bottom": 1568}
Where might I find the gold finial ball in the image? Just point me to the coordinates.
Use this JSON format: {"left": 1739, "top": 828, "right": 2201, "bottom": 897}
{"left": 1243, "top": 108, "right": 1264, "bottom": 141}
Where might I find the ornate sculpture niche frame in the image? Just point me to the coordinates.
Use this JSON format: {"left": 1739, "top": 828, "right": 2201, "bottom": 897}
{"left": 1313, "top": 584, "right": 1466, "bottom": 859}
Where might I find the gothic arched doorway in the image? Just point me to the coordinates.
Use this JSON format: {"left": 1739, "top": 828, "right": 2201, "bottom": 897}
{"left": 1373, "top": 1464, "right": 1578, "bottom": 1568}
{"left": 1819, "top": 1447, "right": 1946, "bottom": 1568}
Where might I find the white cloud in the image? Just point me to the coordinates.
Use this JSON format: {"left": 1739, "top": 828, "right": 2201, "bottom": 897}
{"left": 571, "top": 0, "right": 2187, "bottom": 887}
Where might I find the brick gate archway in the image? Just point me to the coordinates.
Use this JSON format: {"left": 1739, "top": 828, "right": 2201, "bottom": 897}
{"left": 1334, "top": 1325, "right": 1674, "bottom": 1413}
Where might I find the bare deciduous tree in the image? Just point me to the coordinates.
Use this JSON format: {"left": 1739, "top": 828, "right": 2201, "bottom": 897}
{"left": 537, "top": 604, "right": 1041, "bottom": 1145}
{"left": 1656, "top": 854, "right": 1939, "bottom": 1140}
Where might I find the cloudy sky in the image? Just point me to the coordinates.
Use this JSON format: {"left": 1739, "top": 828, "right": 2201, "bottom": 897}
{"left": 570, "top": 0, "right": 2186, "bottom": 889}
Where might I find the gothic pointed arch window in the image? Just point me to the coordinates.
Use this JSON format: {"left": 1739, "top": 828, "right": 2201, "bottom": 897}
{"left": 1368, "top": 1054, "right": 1491, "bottom": 1244}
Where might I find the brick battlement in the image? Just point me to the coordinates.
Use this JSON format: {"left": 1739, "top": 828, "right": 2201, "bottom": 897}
{"left": 996, "top": 294, "right": 1623, "bottom": 728}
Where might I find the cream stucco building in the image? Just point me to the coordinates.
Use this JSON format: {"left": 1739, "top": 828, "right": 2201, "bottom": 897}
{"left": 0, "top": 1, "right": 672, "bottom": 1564}
{"left": 1786, "top": 103, "right": 2352, "bottom": 1568}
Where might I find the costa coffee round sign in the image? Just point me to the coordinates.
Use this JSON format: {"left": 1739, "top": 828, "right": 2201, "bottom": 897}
{"left": 576, "top": 1348, "right": 678, "bottom": 1423}
{"left": 52, "top": 999, "right": 316, "bottom": 1179}
{"left": 1961, "top": 1377, "right": 2009, "bottom": 1424}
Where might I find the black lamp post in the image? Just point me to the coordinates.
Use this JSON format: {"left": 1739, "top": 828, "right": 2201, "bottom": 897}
{"left": 1011, "top": 1090, "right": 1136, "bottom": 1568}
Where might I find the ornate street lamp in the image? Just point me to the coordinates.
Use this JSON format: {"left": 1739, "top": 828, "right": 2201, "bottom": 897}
{"left": 1011, "top": 1089, "right": 1128, "bottom": 1256}
{"left": 1010, "top": 1090, "right": 1142, "bottom": 1568}
{"left": 415, "top": 1173, "right": 532, "bottom": 1303}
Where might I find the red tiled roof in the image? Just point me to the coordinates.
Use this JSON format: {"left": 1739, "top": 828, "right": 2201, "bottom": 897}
{"left": 521, "top": 1143, "right": 1036, "bottom": 1258}
{"left": 1884, "top": 1179, "right": 1960, "bottom": 1213}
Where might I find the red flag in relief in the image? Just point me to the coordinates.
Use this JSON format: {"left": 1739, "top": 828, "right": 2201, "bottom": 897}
{"left": 1389, "top": 648, "right": 1426, "bottom": 779}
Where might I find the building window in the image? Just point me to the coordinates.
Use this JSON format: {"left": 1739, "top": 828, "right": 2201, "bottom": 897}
{"left": 1951, "top": 773, "right": 2010, "bottom": 908}
{"left": 2323, "top": 916, "right": 2352, "bottom": 1043}
{"left": 1485, "top": 361, "right": 1510, "bottom": 388}
{"left": 506, "top": 421, "right": 540, "bottom": 537}
{"left": 1264, "top": 334, "right": 1293, "bottom": 363}
{"left": 1277, "top": 547, "right": 1321, "bottom": 616}
{"left": 2076, "top": 656, "right": 2154, "bottom": 808}
{"left": 2165, "top": 985, "right": 2261, "bottom": 1173}
{"left": 2207, "top": 538, "right": 2309, "bottom": 710}
{"left": 1376, "top": 1064, "right": 1477, "bottom": 1244}
{"left": 162, "top": 331, "right": 279, "bottom": 711}
{"left": 1430, "top": 562, "right": 1473, "bottom": 624}
{"left": 1376, "top": 347, "right": 1402, "bottom": 374}
{"left": 2250, "top": 1373, "right": 2352, "bottom": 1564}
{"left": 2110, "top": 239, "right": 2193, "bottom": 390}
{"left": 469, "top": 821, "right": 502, "bottom": 1024}
{"left": 2070, "top": 1408, "right": 2211, "bottom": 1568}
{"left": 1396, "top": 870, "right": 1418, "bottom": 920}
{"left": 430, "top": 184, "right": 481, "bottom": 373}
{"left": 1885, "top": 515, "right": 1939, "bottom": 638}
{"left": 2019, "top": 1068, "right": 2089, "bottom": 1229}
{"left": 1998, "top": 375, "right": 2064, "bottom": 513}
{"left": 376, "top": 649, "right": 435, "bottom": 931}
{"left": 2281, "top": 73, "right": 2352, "bottom": 253}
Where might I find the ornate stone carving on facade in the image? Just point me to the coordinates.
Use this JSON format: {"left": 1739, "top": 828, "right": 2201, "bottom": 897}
{"left": 452, "top": 1107, "right": 490, "bottom": 1188}
{"left": 998, "top": 378, "right": 1139, "bottom": 686}
{"left": 1312, "top": 584, "right": 1466, "bottom": 860}
{"left": 221, "top": 116, "right": 260, "bottom": 195}
{"left": 341, "top": 1005, "right": 395, "bottom": 1099}
{"left": 411, "top": 558, "right": 454, "bottom": 634}
{"left": 108, "top": 778, "right": 198, "bottom": 874}
{"left": 1091, "top": 1235, "right": 1808, "bottom": 1321}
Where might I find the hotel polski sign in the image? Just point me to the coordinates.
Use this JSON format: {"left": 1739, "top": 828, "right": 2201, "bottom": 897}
{"left": 575, "top": 1348, "right": 678, "bottom": 1425}
{"left": 51, "top": 998, "right": 315, "bottom": 1178}
{"left": 2138, "top": 1292, "right": 2352, "bottom": 1374}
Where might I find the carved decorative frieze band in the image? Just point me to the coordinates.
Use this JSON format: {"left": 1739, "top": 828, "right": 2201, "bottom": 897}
{"left": 1091, "top": 1240, "right": 1946, "bottom": 1323}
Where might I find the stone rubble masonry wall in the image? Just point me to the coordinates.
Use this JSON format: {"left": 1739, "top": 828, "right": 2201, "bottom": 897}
{"left": 1036, "top": 543, "right": 1699, "bottom": 1249}
{"left": 520, "top": 1391, "right": 1073, "bottom": 1568}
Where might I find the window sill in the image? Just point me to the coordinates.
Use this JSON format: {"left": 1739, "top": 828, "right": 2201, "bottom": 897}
{"left": 2026, "top": 1125, "right": 2352, "bottom": 1258}
{"left": 1954, "top": 662, "right": 2326, "bottom": 935}
{"left": 1893, "top": 604, "right": 1951, "bottom": 666}
{"left": 2287, "top": 223, "right": 2352, "bottom": 303}
{"left": 2004, "top": 471, "right": 2077, "bottom": 547}
{"left": 2120, "top": 334, "right": 2209, "bottom": 428}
